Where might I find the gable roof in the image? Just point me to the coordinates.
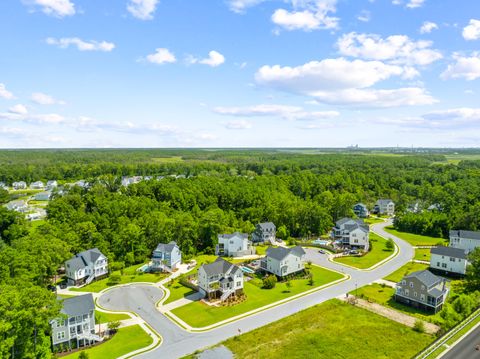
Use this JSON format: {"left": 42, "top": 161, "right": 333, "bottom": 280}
{"left": 450, "top": 230, "right": 480, "bottom": 241}
{"left": 60, "top": 294, "right": 95, "bottom": 317}
{"left": 218, "top": 232, "right": 248, "bottom": 241}
{"left": 266, "top": 245, "right": 305, "bottom": 261}
{"left": 431, "top": 246, "right": 467, "bottom": 260}
{"left": 353, "top": 203, "right": 367, "bottom": 209}
{"left": 405, "top": 270, "right": 442, "bottom": 287}
{"left": 154, "top": 241, "right": 178, "bottom": 254}
{"left": 200, "top": 257, "right": 238, "bottom": 277}
{"left": 376, "top": 199, "right": 394, "bottom": 206}
{"left": 257, "top": 222, "right": 276, "bottom": 231}
{"left": 65, "top": 248, "right": 105, "bottom": 271}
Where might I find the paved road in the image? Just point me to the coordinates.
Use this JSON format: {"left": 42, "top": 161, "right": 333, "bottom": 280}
{"left": 98, "top": 220, "right": 414, "bottom": 359}
{"left": 441, "top": 324, "right": 480, "bottom": 359}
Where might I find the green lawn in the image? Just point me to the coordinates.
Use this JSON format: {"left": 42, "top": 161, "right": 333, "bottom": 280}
{"left": 61, "top": 325, "right": 153, "bottom": 359}
{"left": 95, "top": 310, "right": 130, "bottom": 324}
{"left": 384, "top": 261, "right": 430, "bottom": 283}
{"left": 214, "top": 299, "right": 433, "bottom": 359}
{"left": 334, "top": 232, "right": 394, "bottom": 269}
{"left": 384, "top": 227, "right": 447, "bottom": 246}
{"left": 254, "top": 245, "right": 270, "bottom": 256}
{"left": 171, "top": 265, "right": 344, "bottom": 328}
{"left": 415, "top": 248, "right": 432, "bottom": 262}
{"left": 364, "top": 217, "right": 385, "bottom": 225}
{"left": 71, "top": 263, "right": 167, "bottom": 293}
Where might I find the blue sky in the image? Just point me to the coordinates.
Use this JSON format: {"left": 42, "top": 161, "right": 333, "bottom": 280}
{"left": 0, "top": 0, "right": 480, "bottom": 148}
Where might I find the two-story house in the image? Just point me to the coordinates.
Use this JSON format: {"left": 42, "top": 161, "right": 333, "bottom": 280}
{"left": 216, "top": 232, "right": 255, "bottom": 257}
{"left": 51, "top": 294, "right": 101, "bottom": 350}
{"left": 46, "top": 180, "right": 58, "bottom": 190}
{"left": 12, "top": 181, "right": 27, "bottom": 190}
{"left": 151, "top": 241, "right": 182, "bottom": 272}
{"left": 65, "top": 248, "right": 108, "bottom": 286}
{"left": 332, "top": 218, "right": 370, "bottom": 251}
{"left": 30, "top": 181, "right": 45, "bottom": 190}
{"left": 353, "top": 203, "right": 369, "bottom": 218}
{"left": 395, "top": 270, "right": 448, "bottom": 313}
{"left": 252, "top": 222, "right": 277, "bottom": 243}
{"left": 430, "top": 246, "right": 468, "bottom": 276}
{"left": 374, "top": 199, "right": 395, "bottom": 216}
{"left": 449, "top": 230, "right": 480, "bottom": 254}
{"left": 197, "top": 257, "right": 244, "bottom": 302}
{"left": 5, "top": 200, "right": 28, "bottom": 213}
{"left": 261, "top": 246, "right": 306, "bottom": 277}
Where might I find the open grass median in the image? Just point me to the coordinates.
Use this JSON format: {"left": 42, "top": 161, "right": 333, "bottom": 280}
{"left": 171, "top": 265, "right": 343, "bottom": 328}
{"left": 61, "top": 325, "right": 153, "bottom": 359}
{"left": 384, "top": 261, "right": 429, "bottom": 283}
{"left": 333, "top": 232, "right": 394, "bottom": 269}
{"left": 384, "top": 227, "right": 447, "bottom": 246}
{"left": 214, "top": 299, "right": 433, "bottom": 359}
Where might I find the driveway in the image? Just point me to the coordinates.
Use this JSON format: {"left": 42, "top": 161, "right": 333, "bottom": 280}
{"left": 98, "top": 220, "right": 414, "bottom": 358}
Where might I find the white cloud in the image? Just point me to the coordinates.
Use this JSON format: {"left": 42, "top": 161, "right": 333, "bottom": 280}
{"left": 0, "top": 111, "right": 65, "bottom": 124}
{"left": 214, "top": 104, "right": 340, "bottom": 120}
{"left": 9, "top": 104, "right": 28, "bottom": 115}
{"left": 392, "top": 0, "right": 426, "bottom": 9}
{"left": 189, "top": 51, "right": 225, "bottom": 67}
{"left": 0, "top": 83, "right": 15, "bottom": 100}
{"left": 46, "top": 37, "right": 115, "bottom": 52}
{"left": 25, "top": 0, "right": 75, "bottom": 17}
{"left": 272, "top": 0, "right": 339, "bottom": 32}
{"left": 462, "top": 19, "right": 480, "bottom": 41}
{"left": 420, "top": 21, "right": 438, "bottom": 34}
{"left": 357, "top": 10, "right": 371, "bottom": 23}
{"left": 31, "top": 92, "right": 65, "bottom": 105}
{"left": 145, "top": 48, "right": 177, "bottom": 65}
{"left": 228, "top": 0, "right": 265, "bottom": 13}
{"left": 225, "top": 120, "right": 253, "bottom": 129}
{"left": 127, "top": 0, "right": 159, "bottom": 20}
{"left": 441, "top": 53, "right": 480, "bottom": 81}
{"left": 336, "top": 32, "right": 442, "bottom": 66}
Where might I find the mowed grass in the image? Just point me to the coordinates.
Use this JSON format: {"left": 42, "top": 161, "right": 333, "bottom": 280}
{"left": 61, "top": 325, "right": 153, "bottom": 359}
{"left": 334, "top": 232, "right": 394, "bottom": 269}
{"left": 384, "top": 261, "right": 429, "bottom": 283}
{"left": 415, "top": 248, "right": 432, "bottom": 262}
{"left": 218, "top": 299, "right": 433, "bottom": 359}
{"left": 384, "top": 227, "right": 447, "bottom": 246}
{"left": 71, "top": 263, "right": 167, "bottom": 293}
{"left": 364, "top": 217, "right": 385, "bottom": 225}
{"left": 95, "top": 310, "right": 130, "bottom": 324}
{"left": 171, "top": 265, "right": 344, "bottom": 328}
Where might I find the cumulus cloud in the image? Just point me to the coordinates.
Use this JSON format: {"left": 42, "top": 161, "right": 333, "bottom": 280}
{"left": 145, "top": 48, "right": 177, "bottom": 64}
{"left": 0, "top": 83, "right": 15, "bottom": 100}
{"left": 127, "top": 0, "right": 159, "bottom": 20}
{"left": 24, "top": 0, "right": 75, "bottom": 17}
{"left": 9, "top": 104, "right": 28, "bottom": 115}
{"left": 228, "top": 0, "right": 265, "bottom": 13}
{"left": 336, "top": 32, "right": 442, "bottom": 66}
{"left": 420, "top": 21, "right": 438, "bottom": 34}
{"left": 441, "top": 53, "right": 480, "bottom": 81}
{"left": 31, "top": 92, "right": 65, "bottom": 105}
{"left": 213, "top": 104, "right": 340, "bottom": 120}
{"left": 272, "top": 0, "right": 339, "bottom": 31}
{"left": 463, "top": 19, "right": 480, "bottom": 41}
{"left": 392, "top": 0, "right": 426, "bottom": 9}
{"left": 188, "top": 51, "right": 225, "bottom": 67}
{"left": 225, "top": 120, "right": 253, "bottom": 129}
{"left": 46, "top": 37, "right": 115, "bottom": 52}
{"left": 357, "top": 10, "right": 371, "bottom": 23}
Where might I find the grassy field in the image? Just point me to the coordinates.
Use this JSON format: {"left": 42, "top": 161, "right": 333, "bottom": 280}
{"left": 364, "top": 217, "right": 385, "bottom": 225}
{"left": 61, "top": 325, "right": 153, "bottom": 359}
{"left": 384, "top": 261, "right": 430, "bottom": 283}
{"left": 95, "top": 310, "right": 130, "bottom": 324}
{"left": 415, "top": 248, "right": 432, "bottom": 262}
{"left": 334, "top": 232, "right": 394, "bottom": 269}
{"left": 71, "top": 263, "right": 167, "bottom": 293}
{"left": 151, "top": 156, "right": 184, "bottom": 163}
{"left": 171, "top": 265, "right": 344, "bottom": 328}
{"left": 215, "top": 299, "right": 433, "bottom": 359}
{"left": 384, "top": 227, "right": 447, "bottom": 246}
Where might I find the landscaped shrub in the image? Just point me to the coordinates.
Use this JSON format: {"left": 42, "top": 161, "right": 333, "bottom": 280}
{"left": 413, "top": 320, "right": 425, "bottom": 333}
{"left": 108, "top": 273, "right": 121, "bottom": 285}
{"left": 78, "top": 351, "right": 89, "bottom": 359}
{"left": 263, "top": 275, "right": 277, "bottom": 289}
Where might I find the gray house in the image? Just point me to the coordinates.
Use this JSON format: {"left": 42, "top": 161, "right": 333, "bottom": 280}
{"left": 395, "top": 270, "right": 448, "bottom": 313}
{"left": 261, "top": 246, "right": 306, "bottom": 277}
{"left": 332, "top": 218, "right": 370, "bottom": 250}
{"left": 51, "top": 294, "right": 101, "bottom": 349}
{"left": 449, "top": 230, "right": 480, "bottom": 254}
{"left": 252, "top": 222, "right": 276, "bottom": 243}
{"left": 197, "top": 257, "right": 244, "bottom": 302}
{"left": 151, "top": 241, "right": 182, "bottom": 272}
{"left": 65, "top": 248, "right": 108, "bottom": 286}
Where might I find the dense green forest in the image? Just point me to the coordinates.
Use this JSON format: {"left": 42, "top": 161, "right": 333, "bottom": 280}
{"left": 1, "top": 149, "right": 480, "bottom": 357}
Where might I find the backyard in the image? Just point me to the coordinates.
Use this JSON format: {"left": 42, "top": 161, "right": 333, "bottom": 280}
{"left": 384, "top": 261, "right": 430, "bottom": 283}
{"left": 61, "top": 325, "right": 153, "bottom": 359}
{"left": 333, "top": 232, "right": 394, "bottom": 269}
{"left": 384, "top": 227, "right": 447, "bottom": 246}
{"left": 171, "top": 265, "right": 344, "bottom": 328}
{"left": 213, "top": 299, "right": 433, "bottom": 359}
{"left": 415, "top": 248, "right": 432, "bottom": 262}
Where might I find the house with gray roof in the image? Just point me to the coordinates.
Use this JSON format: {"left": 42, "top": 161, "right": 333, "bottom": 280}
{"left": 12, "top": 181, "right": 27, "bottom": 190}
{"left": 30, "top": 181, "right": 45, "bottom": 190}
{"left": 151, "top": 241, "right": 182, "bottom": 272}
{"left": 252, "top": 222, "right": 276, "bottom": 244}
{"left": 430, "top": 246, "right": 468, "bottom": 276}
{"left": 374, "top": 199, "right": 395, "bottom": 216}
{"left": 395, "top": 270, "right": 448, "bottom": 313}
{"left": 332, "top": 218, "right": 370, "bottom": 251}
{"left": 51, "top": 294, "right": 101, "bottom": 349}
{"left": 216, "top": 232, "right": 255, "bottom": 257}
{"left": 260, "top": 246, "right": 306, "bottom": 277}
{"left": 65, "top": 248, "right": 108, "bottom": 286}
{"left": 353, "top": 203, "right": 369, "bottom": 218}
{"left": 5, "top": 200, "right": 28, "bottom": 213}
{"left": 197, "top": 257, "right": 244, "bottom": 302}
{"left": 449, "top": 230, "right": 480, "bottom": 254}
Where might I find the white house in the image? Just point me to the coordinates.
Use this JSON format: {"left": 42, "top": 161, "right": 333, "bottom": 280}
{"left": 5, "top": 200, "right": 28, "bottom": 212}
{"left": 12, "top": 181, "right": 27, "bottom": 190}
{"left": 261, "top": 246, "right": 306, "bottom": 277}
{"left": 216, "top": 232, "right": 255, "bottom": 257}
{"left": 197, "top": 257, "right": 244, "bottom": 302}
{"left": 449, "top": 230, "right": 480, "bottom": 254}
{"left": 30, "top": 181, "right": 45, "bottom": 190}
{"left": 46, "top": 180, "right": 58, "bottom": 190}
{"left": 374, "top": 199, "right": 395, "bottom": 216}
{"left": 332, "top": 218, "right": 370, "bottom": 251}
{"left": 0, "top": 182, "right": 7, "bottom": 190}
{"left": 65, "top": 248, "right": 108, "bottom": 286}
{"left": 252, "top": 222, "right": 276, "bottom": 243}
{"left": 430, "top": 246, "right": 468, "bottom": 276}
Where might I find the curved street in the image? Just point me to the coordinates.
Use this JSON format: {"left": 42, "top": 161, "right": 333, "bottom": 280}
{"left": 97, "top": 220, "right": 415, "bottom": 358}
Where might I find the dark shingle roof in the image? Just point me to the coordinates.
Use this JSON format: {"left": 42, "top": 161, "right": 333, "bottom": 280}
{"left": 154, "top": 241, "right": 178, "bottom": 254}
{"left": 61, "top": 294, "right": 94, "bottom": 317}
{"left": 405, "top": 270, "right": 441, "bottom": 287}
{"left": 431, "top": 246, "right": 467, "bottom": 260}
{"left": 218, "top": 232, "right": 248, "bottom": 241}
{"left": 428, "top": 287, "right": 445, "bottom": 298}
{"left": 201, "top": 257, "right": 237, "bottom": 276}
{"left": 257, "top": 222, "right": 276, "bottom": 230}
{"left": 65, "top": 248, "right": 105, "bottom": 271}
{"left": 377, "top": 199, "right": 393, "bottom": 205}
{"left": 449, "top": 230, "right": 480, "bottom": 241}
{"left": 266, "top": 245, "right": 305, "bottom": 261}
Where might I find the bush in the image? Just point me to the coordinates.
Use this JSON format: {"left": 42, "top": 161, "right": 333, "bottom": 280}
{"left": 110, "top": 261, "right": 125, "bottom": 272}
{"left": 78, "top": 351, "right": 89, "bottom": 359}
{"left": 385, "top": 239, "right": 394, "bottom": 251}
{"left": 108, "top": 320, "right": 121, "bottom": 334}
{"left": 308, "top": 274, "right": 314, "bottom": 286}
{"left": 108, "top": 273, "right": 121, "bottom": 285}
{"left": 413, "top": 320, "right": 425, "bottom": 333}
{"left": 287, "top": 237, "right": 297, "bottom": 246}
{"left": 263, "top": 275, "right": 277, "bottom": 289}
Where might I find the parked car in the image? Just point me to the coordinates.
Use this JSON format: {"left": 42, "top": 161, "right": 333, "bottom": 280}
{"left": 319, "top": 250, "right": 326, "bottom": 254}
{"left": 350, "top": 250, "right": 359, "bottom": 255}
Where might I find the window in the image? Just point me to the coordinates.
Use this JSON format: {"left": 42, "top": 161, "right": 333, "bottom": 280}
{"left": 420, "top": 294, "right": 425, "bottom": 301}
{"left": 421, "top": 285, "right": 425, "bottom": 291}
{"left": 442, "top": 263, "right": 447, "bottom": 268}
{"left": 409, "top": 282, "right": 414, "bottom": 288}
{"left": 405, "top": 289, "right": 409, "bottom": 296}
{"left": 414, "top": 292, "right": 417, "bottom": 297}
{"left": 449, "top": 257, "right": 455, "bottom": 262}
{"left": 402, "top": 280, "right": 406, "bottom": 285}
{"left": 437, "top": 262, "right": 440, "bottom": 267}
{"left": 57, "top": 332, "right": 65, "bottom": 340}
{"left": 236, "top": 281, "right": 241, "bottom": 287}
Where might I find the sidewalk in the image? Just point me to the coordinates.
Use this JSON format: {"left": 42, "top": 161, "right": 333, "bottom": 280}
{"left": 374, "top": 279, "right": 397, "bottom": 288}
{"left": 161, "top": 292, "right": 204, "bottom": 312}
